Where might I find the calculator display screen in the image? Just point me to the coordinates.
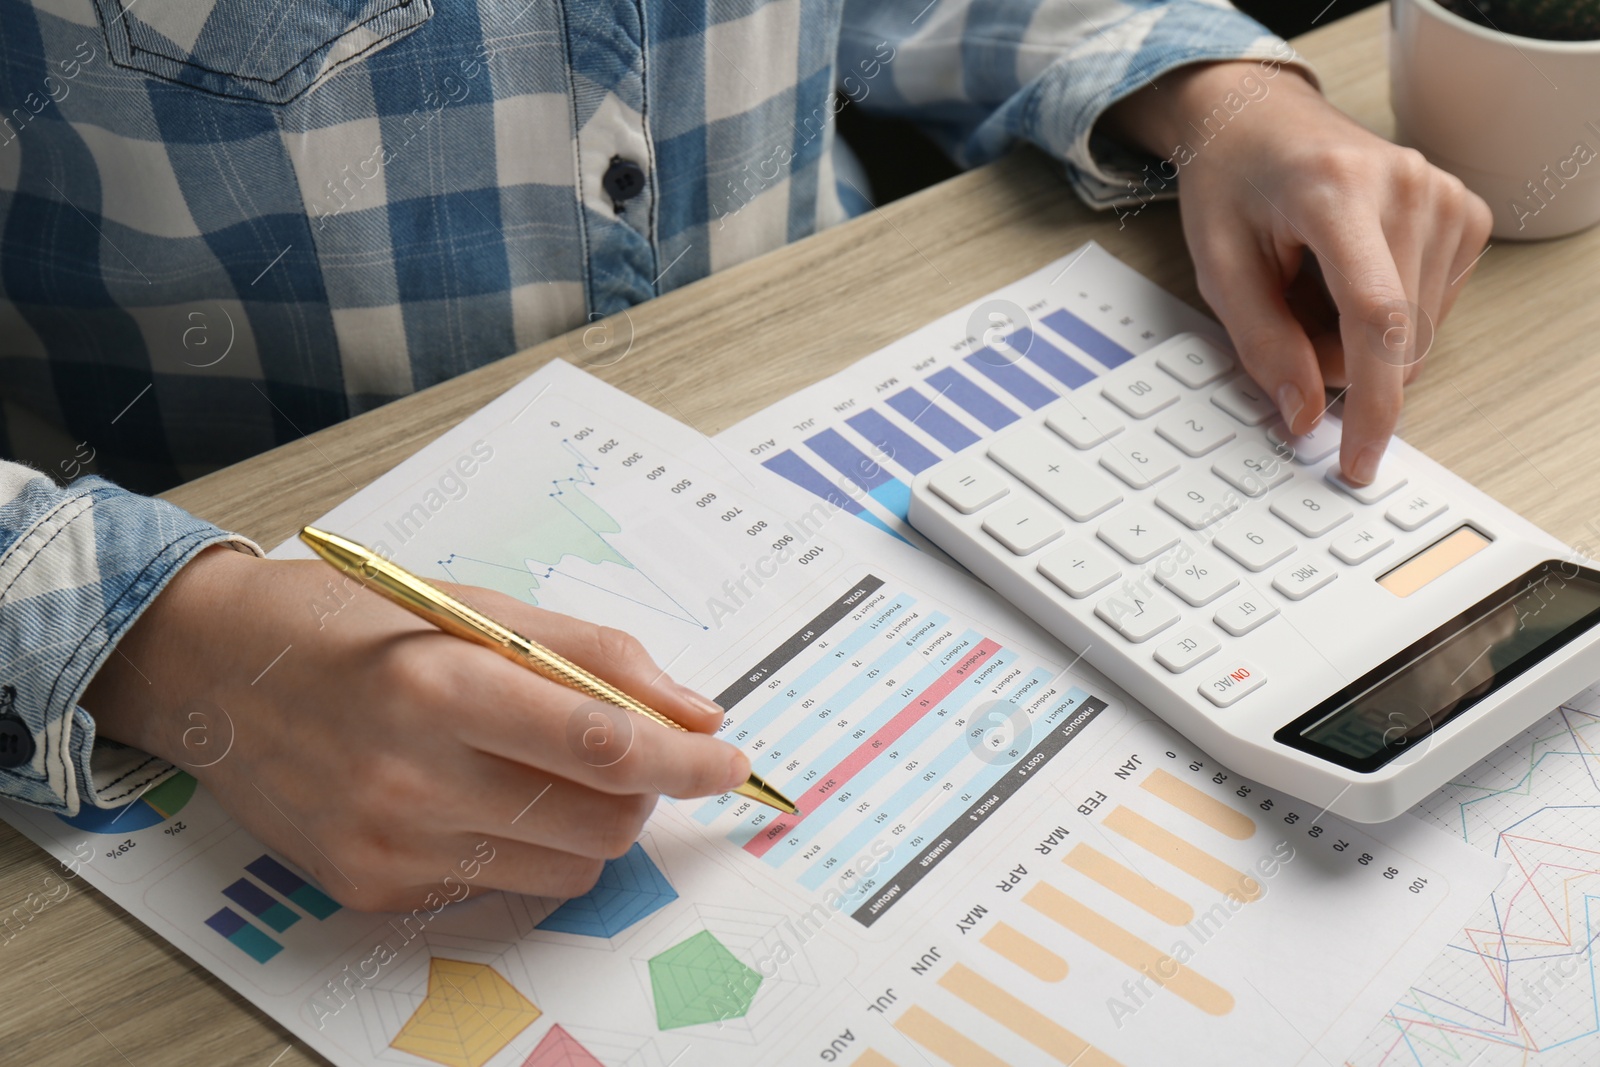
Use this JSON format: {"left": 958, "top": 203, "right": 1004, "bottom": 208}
{"left": 1275, "top": 560, "right": 1600, "bottom": 772}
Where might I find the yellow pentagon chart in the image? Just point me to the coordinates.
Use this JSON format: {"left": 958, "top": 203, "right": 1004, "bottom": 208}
{"left": 390, "top": 957, "right": 542, "bottom": 1067}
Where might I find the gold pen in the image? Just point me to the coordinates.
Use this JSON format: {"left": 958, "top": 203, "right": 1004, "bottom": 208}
{"left": 298, "top": 525, "right": 799, "bottom": 815}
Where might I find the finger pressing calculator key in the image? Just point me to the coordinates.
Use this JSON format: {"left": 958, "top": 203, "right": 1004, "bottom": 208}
{"left": 910, "top": 304, "right": 1600, "bottom": 826}
{"left": 1268, "top": 415, "right": 1341, "bottom": 464}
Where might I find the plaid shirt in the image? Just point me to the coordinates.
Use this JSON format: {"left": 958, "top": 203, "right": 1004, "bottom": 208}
{"left": 0, "top": 0, "right": 1299, "bottom": 813}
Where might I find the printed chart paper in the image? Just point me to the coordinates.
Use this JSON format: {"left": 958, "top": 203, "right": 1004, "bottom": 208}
{"left": 0, "top": 263, "right": 1511, "bottom": 1067}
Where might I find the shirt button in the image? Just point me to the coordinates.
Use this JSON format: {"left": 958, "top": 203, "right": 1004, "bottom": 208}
{"left": 602, "top": 156, "right": 647, "bottom": 209}
{"left": 0, "top": 716, "right": 34, "bottom": 768}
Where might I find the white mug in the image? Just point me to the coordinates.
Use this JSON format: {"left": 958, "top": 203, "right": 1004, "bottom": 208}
{"left": 1391, "top": 0, "right": 1600, "bottom": 240}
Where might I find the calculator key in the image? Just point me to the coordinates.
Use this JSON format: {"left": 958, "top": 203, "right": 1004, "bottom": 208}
{"left": 1213, "top": 587, "right": 1280, "bottom": 636}
{"left": 1268, "top": 415, "right": 1341, "bottom": 464}
{"left": 1099, "top": 431, "right": 1182, "bottom": 489}
{"left": 1097, "top": 504, "right": 1184, "bottom": 563}
{"left": 1327, "top": 465, "right": 1407, "bottom": 504}
{"left": 1155, "top": 548, "right": 1239, "bottom": 606}
{"left": 988, "top": 427, "right": 1122, "bottom": 521}
{"left": 1330, "top": 524, "right": 1394, "bottom": 564}
{"left": 1044, "top": 392, "right": 1126, "bottom": 449}
{"left": 1198, "top": 661, "right": 1267, "bottom": 707}
{"left": 1386, "top": 486, "right": 1449, "bottom": 531}
{"left": 1155, "top": 334, "right": 1236, "bottom": 388}
{"left": 1210, "top": 377, "right": 1278, "bottom": 426}
{"left": 1214, "top": 517, "right": 1296, "bottom": 572}
{"left": 1095, "top": 588, "right": 1182, "bottom": 643}
{"left": 1272, "top": 555, "right": 1338, "bottom": 600}
{"left": 927, "top": 457, "right": 1009, "bottom": 514}
{"left": 1211, "top": 440, "right": 1294, "bottom": 497}
{"left": 981, "top": 498, "right": 1064, "bottom": 555}
{"left": 1269, "top": 482, "right": 1352, "bottom": 537}
{"left": 1155, "top": 472, "right": 1240, "bottom": 530}
{"left": 1039, "top": 539, "right": 1122, "bottom": 598}
{"left": 1102, "top": 371, "right": 1182, "bottom": 419}
{"left": 1155, "top": 404, "right": 1236, "bottom": 457}
{"left": 1154, "top": 627, "right": 1221, "bottom": 673}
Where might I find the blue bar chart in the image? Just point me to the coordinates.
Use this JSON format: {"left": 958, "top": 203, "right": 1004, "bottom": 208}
{"left": 720, "top": 250, "right": 1208, "bottom": 540}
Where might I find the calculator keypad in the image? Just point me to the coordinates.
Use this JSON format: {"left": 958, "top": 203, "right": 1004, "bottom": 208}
{"left": 1095, "top": 588, "right": 1182, "bottom": 642}
{"left": 1213, "top": 513, "right": 1297, "bottom": 571}
{"left": 1038, "top": 539, "right": 1122, "bottom": 598}
{"left": 1269, "top": 483, "right": 1352, "bottom": 537}
{"left": 1154, "top": 627, "right": 1221, "bottom": 673}
{"left": 1386, "top": 485, "right": 1448, "bottom": 531}
{"left": 1268, "top": 415, "right": 1342, "bottom": 464}
{"left": 918, "top": 332, "right": 1467, "bottom": 716}
{"left": 982, "top": 498, "right": 1063, "bottom": 555}
{"left": 1156, "top": 404, "right": 1236, "bottom": 457}
{"left": 1103, "top": 371, "right": 1182, "bottom": 419}
{"left": 1213, "top": 586, "right": 1279, "bottom": 636}
{"left": 1045, "top": 393, "right": 1125, "bottom": 449}
{"left": 1328, "top": 466, "right": 1407, "bottom": 504}
{"left": 1211, "top": 441, "right": 1294, "bottom": 497}
{"left": 1099, "top": 431, "right": 1181, "bottom": 489}
{"left": 989, "top": 428, "right": 1122, "bottom": 521}
{"left": 1330, "top": 524, "right": 1393, "bottom": 564}
{"left": 1098, "top": 504, "right": 1183, "bottom": 563}
{"left": 1210, "top": 378, "right": 1278, "bottom": 426}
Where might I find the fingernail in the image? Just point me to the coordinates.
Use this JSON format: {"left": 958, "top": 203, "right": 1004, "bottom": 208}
{"left": 1350, "top": 444, "right": 1384, "bottom": 486}
{"left": 673, "top": 681, "right": 723, "bottom": 720}
{"left": 1276, "top": 383, "right": 1305, "bottom": 432}
{"left": 724, "top": 751, "right": 751, "bottom": 792}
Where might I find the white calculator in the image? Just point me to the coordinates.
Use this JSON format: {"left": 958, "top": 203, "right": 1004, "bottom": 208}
{"left": 908, "top": 332, "right": 1600, "bottom": 822}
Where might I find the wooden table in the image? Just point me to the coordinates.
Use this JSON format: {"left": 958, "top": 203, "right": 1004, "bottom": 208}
{"left": 6, "top": 5, "right": 1599, "bottom": 1063}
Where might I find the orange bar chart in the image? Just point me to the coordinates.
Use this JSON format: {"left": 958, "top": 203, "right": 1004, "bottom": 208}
{"left": 853, "top": 1051, "right": 900, "bottom": 1067}
{"left": 980, "top": 921, "right": 1069, "bottom": 982}
{"left": 893, "top": 1005, "right": 1011, "bottom": 1067}
{"left": 1103, "top": 806, "right": 1262, "bottom": 902}
{"left": 1140, "top": 769, "right": 1256, "bottom": 840}
{"left": 938, "top": 963, "right": 1124, "bottom": 1066}
{"left": 1024, "top": 881, "right": 1235, "bottom": 1016}
{"left": 1064, "top": 843, "right": 1194, "bottom": 925}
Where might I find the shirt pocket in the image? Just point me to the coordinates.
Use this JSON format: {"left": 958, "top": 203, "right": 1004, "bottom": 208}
{"left": 91, "top": 0, "right": 433, "bottom": 105}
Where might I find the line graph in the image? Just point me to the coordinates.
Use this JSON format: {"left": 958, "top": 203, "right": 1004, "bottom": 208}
{"left": 1349, "top": 688, "right": 1600, "bottom": 1065}
{"left": 437, "top": 438, "right": 707, "bottom": 629}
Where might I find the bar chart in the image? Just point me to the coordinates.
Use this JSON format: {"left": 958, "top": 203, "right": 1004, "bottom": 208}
{"left": 855, "top": 719, "right": 1504, "bottom": 1067}
{"left": 723, "top": 243, "right": 1222, "bottom": 540}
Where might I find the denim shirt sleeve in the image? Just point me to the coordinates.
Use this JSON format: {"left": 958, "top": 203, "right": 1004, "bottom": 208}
{"left": 838, "top": 0, "right": 1319, "bottom": 209}
{"left": 0, "top": 461, "right": 259, "bottom": 815}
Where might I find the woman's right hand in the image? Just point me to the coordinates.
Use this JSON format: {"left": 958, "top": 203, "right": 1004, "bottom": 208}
{"left": 83, "top": 546, "right": 747, "bottom": 912}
